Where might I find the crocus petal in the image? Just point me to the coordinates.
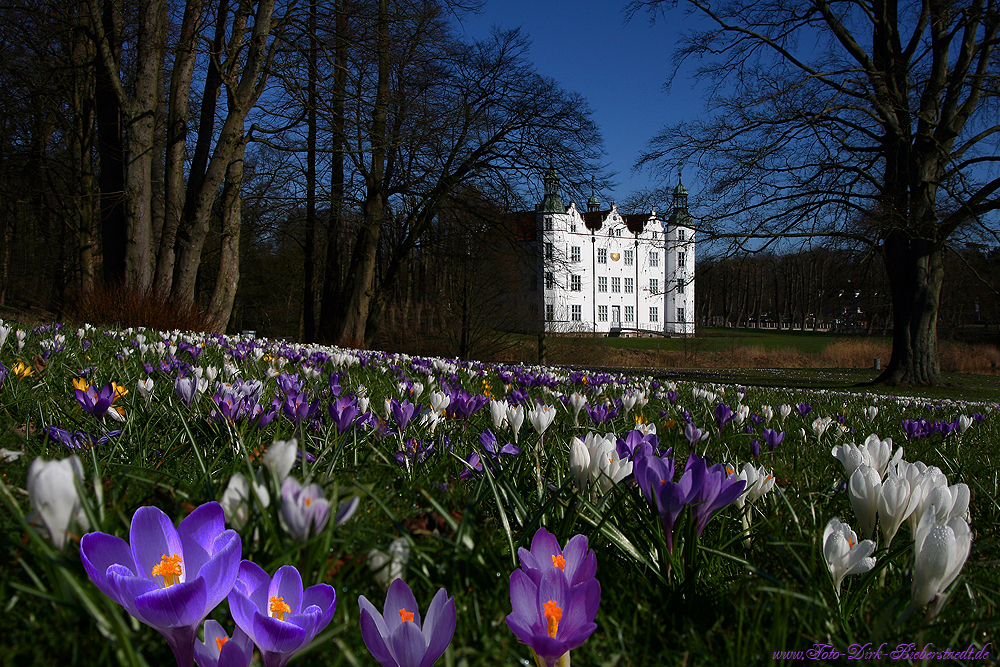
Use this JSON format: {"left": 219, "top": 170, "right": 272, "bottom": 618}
{"left": 385, "top": 577, "right": 422, "bottom": 633}
{"left": 252, "top": 611, "right": 309, "bottom": 654}
{"left": 390, "top": 620, "right": 427, "bottom": 667}
{"left": 80, "top": 532, "right": 137, "bottom": 601}
{"left": 419, "top": 589, "right": 455, "bottom": 667}
{"left": 269, "top": 565, "right": 304, "bottom": 615}
{"left": 134, "top": 577, "right": 208, "bottom": 628}
{"left": 301, "top": 584, "right": 337, "bottom": 630}
{"left": 196, "top": 530, "right": 243, "bottom": 611}
{"left": 130, "top": 506, "right": 185, "bottom": 583}
{"left": 178, "top": 502, "right": 226, "bottom": 579}
{"left": 360, "top": 606, "right": 398, "bottom": 667}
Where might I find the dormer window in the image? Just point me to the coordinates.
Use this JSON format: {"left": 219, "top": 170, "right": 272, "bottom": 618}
{"left": 544, "top": 217, "right": 553, "bottom": 231}
{"left": 678, "top": 229, "right": 686, "bottom": 242}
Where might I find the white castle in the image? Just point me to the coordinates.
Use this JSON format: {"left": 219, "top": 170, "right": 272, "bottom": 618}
{"left": 530, "top": 169, "right": 695, "bottom": 336}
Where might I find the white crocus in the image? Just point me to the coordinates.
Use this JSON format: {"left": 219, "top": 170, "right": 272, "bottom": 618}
{"left": 738, "top": 462, "right": 776, "bottom": 505}
{"left": 822, "top": 517, "right": 876, "bottom": 596}
{"left": 877, "top": 475, "right": 919, "bottom": 547}
{"left": 489, "top": 399, "right": 510, "bottom": 430}
{"left": 778, "top": 404, "right": 792, "bottom": 421}
{"left": 568, "top": 437, "right": 591, "bottom": 491}
{"left": 812, "top": 416, "right": 833, "bottom": 441}
{"left": 137, "top": 377, "right": 154, "bottom": 406}
{"left": 528, "top": 404, "right": 556, "bottom": 435}
{"left": 569, "top": 393, "right": 587, "bottom": 426}
{"left": 907, "top": 466, "right": 950, "bottom": 533}
{"left": 262, "top": 439, "right": 298, "bottom": 484}
{"left": 957, "top": 415, "right": 973, "bottom": 433}
{"left": 27, "top": 456, "right": 89, "bottom": 549}
{"left": 863, "top": 406, "right": 879, "bottom": 422}
{"left": 760, "top": 405, "right": 774, "bottom": 422}
{"left": 368, "top": 537, "right": 411, "bottom": 589}
{"left": 848, "top": 465, "right": 882, "bottom": 541}
{"left": 506, "top": 404, "right": 525, "bottom": 443}
{"left": 922, "top": 483, "right": 971, "bottom": 524}
{"left": 910, "top": 505, "right": 971, "bottom": 614}
{"left": 428, "top": 390, "right": 450, "bottom": 415}
{"left": 862, "top": 434, "right": 901, "bottom": 478}
{"left": 832, "top": 442, "right": 870, "bottom": 479}
{"left": 220, "top": 472, "right": 271, "bottom": 531}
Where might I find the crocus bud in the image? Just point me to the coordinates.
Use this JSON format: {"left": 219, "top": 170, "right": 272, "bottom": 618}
{"left": 27, "top": 456, "right": 89, "bottom": 549}
{"left": 569, "top": 437, "right": 591, "bottom": 491}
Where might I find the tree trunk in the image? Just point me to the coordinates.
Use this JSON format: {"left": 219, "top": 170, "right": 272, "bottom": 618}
{"left": 205, "top": 141, "right": 245, "bottom": 332}
{"left": 876, "top": 233, "right": 944, "bottom": 385}
{"left": 331, "top": 0, "right": 389, "bottom": 349}
{"left": 302, "top": 0, "right": 318, "bottom": 342}
{"left": 94, "top": 0, "right": 125, "bottom": 285}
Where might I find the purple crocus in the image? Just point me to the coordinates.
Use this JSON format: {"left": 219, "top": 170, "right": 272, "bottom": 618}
{"left": 763, "top": 428, "right": 784, "bottom": 451}
{"left": 796, "top": 403, "right": 812, "bottom": 417}
{"left": 328, "top": 396, "right": 360, "bottom": 435}
{"left": 75, "top": 381, "right": 116, "bottom": 419}
{"left": 515, "top": 528, "right": 597, "bottom": 589}
{"left": 175, "top": 376, "right": 200, "bottom": 406}
{"left": 228, "top": 562, "right": 336, "bottom": 667}
{"left": 358, "top": 578, "right": 456, "bottom": 667}
{"left": 684, "top": 422, "right": 708, "bottom": 448}
{"left": 389, "top": 398, "right": 422, "bottom": 432}
{"left": 634, "top": 454, "right": 691, "bottom": 553}
{"left": 750, "top": 440, "right": 761, "bottom": 459}
{"left": 714, "top": 404, "right": 735, "bottom": 430}
{"left": 79, "top": 502, "right": 242, "bottom": 667}
{"left": 194, "top": 620, "right": 253, "bottom": 667}
{"left": 506, "top": 529, "right": 600, "bottom": 667}
{"left": 684, "top": 454, "right": 746, "bottom": 538}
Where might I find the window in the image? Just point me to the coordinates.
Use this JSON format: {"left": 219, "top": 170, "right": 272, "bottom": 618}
{"left": 546, "top": 304, "right": 554, "bottom": 321}
{"left": 611, "top": 277, "right": 621, "bottom": 293}
{"left": 624, "top": 277, "right": 634, "bottom": 294}
{"left": 678, "top": 279, "right": 685, "bottom": 294}
{"left": 570, "top": 223, "right": 577, "bottom": 233}
{"left": 678, "top": 229, "right": 686, "bottom": 242}
{"left": 598, "top": 276, "right": 607, "bottom": 293}
{"left": 598, "top": 305, "right": 608, "bottom": 322}
{"left": 571, "top": 274, "right": 581, "bottom": 292}
{"left": 650, "top": 307, "right": 659, "bottom": 322}
{"left": 624, "top": 306, "right": 634, "bottom": 323}
{"left": 597, "top": 248, "right": 608, "bottom": 264}
{"left": 678, "top": 252, "right": 686, "bottom": 267}
{"left": 545, "top": 243, "right": 554, "bottom": 260}
{"left": 545, "top": 272, "right": 554, "bottom": 289}
{"left": 544, "top": 217, "right": 553, "bottom": 231}
{"left": 677, "top": 307, "right": 686, "bottom": 323}
{"left": 652, "top": 230, "right": 658, "bottom": 239}
{"left": 571, "top": 305, "right": 582, "bottom": 321}
{"left": 616, "top": 228, "right": 622, "bottom": 237}
{"left": 571, "top": 246, "right": 581, "bottom": 262}
{"left": 650, "top": 251, "right": 659, "bottom": 267}
{"left": 624, "top": 249, "right": 633, "bottom": 266}
{"left": 650, "top": 279, "right": 659, "bottom": 294}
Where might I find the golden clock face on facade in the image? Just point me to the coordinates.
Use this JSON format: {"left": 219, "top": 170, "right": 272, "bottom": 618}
{"left": 610, "top": 253, "right": 620, "bottom": 262}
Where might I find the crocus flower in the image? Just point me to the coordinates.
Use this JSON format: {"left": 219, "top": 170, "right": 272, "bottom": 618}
{"left": 822, "top": 517, "right": 876, "bottom": 596}
{"left": 506, "top": 564, "right": 600, "bottom": 667}
{"left": 228, "top": 562, "right": 336, "bottom": 667}
{"left": 910, "top": 505, "right": 972, "bottom": 615}
{"left": 877, "top": 474, "right": 918, "bottom": 548}
{"left": 194, "top": 620, "right": 253, "bottom": 667}
{"left": 796, "top": 403, "right": 812, "bottom": 417}
{"left": 389, "top": 398, "right": 422, "bottom": 432}
{"left": 79, "top": 502, "right": 242, "bottom": 667}
{"left": 763, "top": 428, "right": 784, "bottom": 452}
{"left": 74, "top": 380, "right": 116, "bottom": 420}
{"left": 515, "top": 527, "right": 598, "bottom": 590}
{"left": 568, "top": 437, "right": 591, "bottom": 490}
{"left": 220, "top": 472, "right": 270, "bottom": 531}
{"left": 528, "top": 404, "right": 557, "bottom": 435}
{"left": 175, "top": 375, "right": 201, "bottom": 406}
{"left": 280, "top": 477, "right": 331, "bottom": 540}
{"left": 27, "top": 455, "right": 89, "bottom": 549}
{"left": 358, "top": 578, "right": 456, "bottom": 667}
{"left": 262, "top": 439, "right": 297, "bottom": 483}
{"left": 328, "top": 396, "right": 360, "bottom": 435}
{"left": 685, "top": 454, "right": 746, "bottom": 538}
{"left": 848, "top": 465, "right": 881, "bottom": 540}
{"left": 714, "top": 403, "right": 734, "bottom": 430}
{"left": 684, "top": 422, "right": 708, "bottom": 447}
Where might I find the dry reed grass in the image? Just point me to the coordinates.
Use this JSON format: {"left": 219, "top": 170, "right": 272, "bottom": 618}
{"left": 72, "top": 284, "right": 211, "bottom": 332}
{"left": 498, "top": 335, "right": 1000, "bottom": 375}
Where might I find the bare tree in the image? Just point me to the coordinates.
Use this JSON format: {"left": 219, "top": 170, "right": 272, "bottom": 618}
{"left": 633, "top": 0, "right": 1000, "bottom": 384}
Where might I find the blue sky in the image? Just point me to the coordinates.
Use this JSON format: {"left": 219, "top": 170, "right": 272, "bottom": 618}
{"left": 454, "top": 0, "right": 703, "bottom": 206}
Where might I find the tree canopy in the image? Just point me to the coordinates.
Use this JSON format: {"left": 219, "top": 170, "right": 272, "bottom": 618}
{"left": 633, "top": 0, "right": 1000, "bottom": 384}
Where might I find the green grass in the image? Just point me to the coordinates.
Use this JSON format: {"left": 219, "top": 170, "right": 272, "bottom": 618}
{"left": 603, "top": 326, "right": 871, "bottom": 354}
{"left": 1, "top": 321, "right": 998, "bottom": 667}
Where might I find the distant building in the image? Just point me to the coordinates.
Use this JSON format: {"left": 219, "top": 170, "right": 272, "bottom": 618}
{"left": 525, "top": 169, "right": 695, "bottom": 336}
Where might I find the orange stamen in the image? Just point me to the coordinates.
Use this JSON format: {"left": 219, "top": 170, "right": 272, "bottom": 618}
{"left": 399, "top": 609, "right": 414, "bottom": 623}
{"left": 216, "top": 636, "right": 228, "bottom": 652}
{"left": 151, "top": 554, "right": 183, "bottom": 587}
{"left": 269, "top": 596, "right": 291, "bottom": 621}
{"left": 551, "top": 554, "right": 566, "bottom": 571}
{"left": 543, "top": 600, "right": 562, "bottom": 638}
